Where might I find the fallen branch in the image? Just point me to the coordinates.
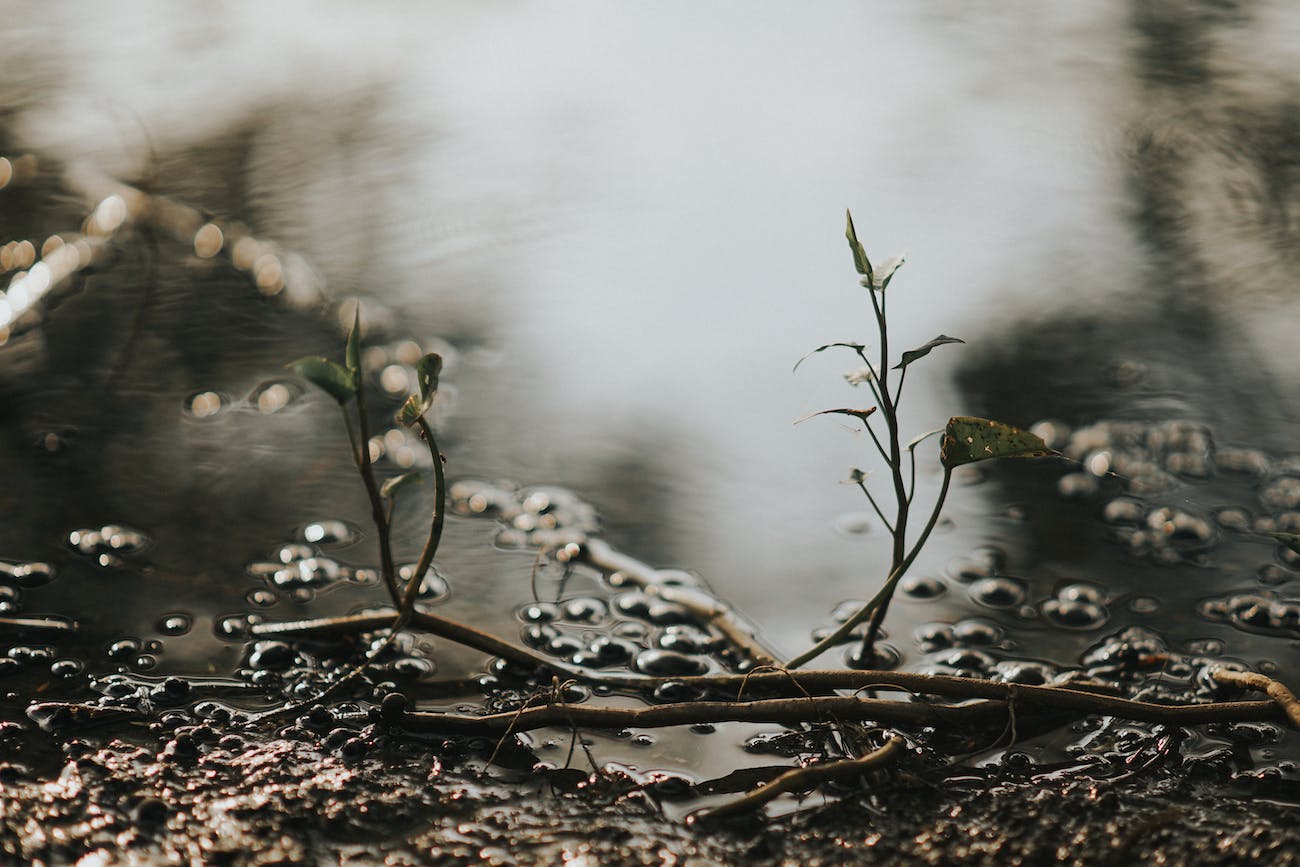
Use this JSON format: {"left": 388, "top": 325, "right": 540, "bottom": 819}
{"left": 1210, "top": 667, "right": 1300, "bottom": 728}
{"left": 384, "top": 692, "right": 1280, "bottom": 736}
{"left": 693, "top": 734, "right": 907, "bottom": 821}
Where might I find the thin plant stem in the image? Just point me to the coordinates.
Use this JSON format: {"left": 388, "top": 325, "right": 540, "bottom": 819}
{"left": 347, "top": 388, "right": 401, "bottom": 609}
{"left": 395, "top": 415, "right": 447, "bottom": 626}
{"left": 786, "top": 467, "right": 952, "bottom": 669}
{"left": 855, "top": 479, "right": 894, "bottom": 535}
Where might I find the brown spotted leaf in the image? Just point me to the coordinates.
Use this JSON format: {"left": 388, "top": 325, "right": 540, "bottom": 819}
{"left": 940, "top": 416, "right": 1055, "bottom": 469}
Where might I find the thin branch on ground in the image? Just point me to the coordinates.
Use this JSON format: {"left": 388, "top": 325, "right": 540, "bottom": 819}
{"left": 694, "top": 734, "right": 907, "bottom": 821}
{"left": 1211, "top": 667, "right": 1300, "bottom": 728}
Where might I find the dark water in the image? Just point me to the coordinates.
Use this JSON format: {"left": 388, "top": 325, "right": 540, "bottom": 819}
{"left": 2, "top": 1, "right": 1300, "bottom": 815}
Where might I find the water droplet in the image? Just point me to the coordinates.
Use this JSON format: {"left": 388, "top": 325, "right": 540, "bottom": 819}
{"left": 157, "top": 614, "right": 192, "bottom": 636}
{"left": 634, "top": 649, "right": 708, "bottom": 677}
{"left": 106, "top": 638, "right": 141, "bottom": 660}
{"left": 1214, "top": 507, "right": 1253, "bottom": 532}
{"left": 932, "top": 648, "right": 995, "bottom": 674}
{"left": 519, "top": 603, "right": 559, "bottom": 623}
{"left": 900, "top": 576, "right": 946, "bottom": 600}
{"left": 969, "top": 577, "right": 1026, "bottom": 609}
{"left": 246, "top": 589, "right": 278, "bottom": 608}
{"left": 1128, "top": 596, "right": 1160, "bottom": 614}
{"left": 560, "top": 597, "right": 606, "bottom": 624}
{"left": 50, "top": 659, "right": 83, "bottom": 677}
{"left": 544, "top": 635, "right": 585, "bottom": 659}
{"left": 1057, "top": 583, "right": 1105, "bottom": 605}
{"left": 302, "top": 520, "right": 354, "bottom": 545}
{"left": 398, "top": 564, "right": 449, "bottom": 600}
{"left": 994, "top": 661, "right": 1054, "bottom": 685}
{"left": 657, "top": 625, "right": 717, "bottom": 655}
{"left": 1057, "top": 472, "right": 1099, "bottom": 499}
{"left": 1258, "top": 564, "right": 1290, "bottom": 586}
{"left": 7, "top": 562, "right": 53, "bottom": 587}
{"left": 247, "top": 641, "right": 295, "bottom": 670}
{"left": 952, "top": 620, "right": 1002, "bottom": 646}
{"left": 1102, "top": 498, "right": 1145, "bottom": 525}
{"left": 215, "top": 615, "right": 253, "bottom": 640}
{"left": 588, "top": 636, "right": 637, "bottom": 665}
{"left": 1042, "top": 599, "right": 1108, "bottom": 630}
{"left": 521, "top": 624, "right": 558, "bottom": 649}
{"left": 186, "top": 391, "right": 225, "bottom": 419}
{"left": 275, "top": 544, "right": 314, "bottom": 565}
{"left": 844, "top": 642, "right": 901, "bottom": 670}
{"left": 914, "top": 623, "right": 954, "bottom": 651}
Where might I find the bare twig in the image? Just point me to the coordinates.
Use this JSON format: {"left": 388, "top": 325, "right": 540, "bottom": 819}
{"left": 694, "top": 734, "right": 907, "bottom": 821}
{"left": 386, "top": 692, "right": 1280, "bottom": 737}
{"left": 1211, "top": 667, "right": 1300, "bottom": 728}
{"left": 578, "top": 539, "right": 777, "bottom": 667}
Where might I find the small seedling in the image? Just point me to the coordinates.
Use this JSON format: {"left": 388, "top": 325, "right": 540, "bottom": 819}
{"left": 786, "top": 211, "right": 1054, "bottom": 669}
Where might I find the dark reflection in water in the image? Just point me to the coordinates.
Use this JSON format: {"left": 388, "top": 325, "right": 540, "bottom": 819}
{"left": 1, "top": 1, "right": 1300, "bottom": 790}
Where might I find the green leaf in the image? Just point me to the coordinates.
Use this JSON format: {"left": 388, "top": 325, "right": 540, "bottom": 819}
{"left": 345, "top": 307, "right": 362, "bottom": 375}
{"left": 894, "top": 335, "right": 965, "bottom": 370}
{"left": 416, "top": 353, "right": 443, "bottom": 405}
{"left": 845, "top": 210, "right": 873, "bottom": 285}
{"left": 381, "top": 471, "right": 423, "bottom": 499}
{"left": 396, "top": 394, "right": 422, "bottom": 427}
{"left": 1273, "top": 533, "right": 1300, "bottom": 556}
{"left": 794, "top": 406, "right": 877, "bottom": 426}
{"left": 941, "top": 417, "right": 1054, "bottom": 469}
{"left": 793, "top": 342, "right": 867, "bottom": 372}
{"left": 286, "top": 357, "right": 356, "bottom": 404}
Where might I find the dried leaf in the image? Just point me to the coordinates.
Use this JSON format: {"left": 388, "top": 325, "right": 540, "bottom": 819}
{"left": 381, "top": 472, "right": 423, "bottom": 499}
{"left": 795, "top": 406, "right": 878, "bottom": 426}
{"left": 793, "top": 342, "right": 867, "bottom": 373}
{"left": 940, "top": 416, "right": 1055, "bottom": 469}
{"left": 872, "top": 253, "right": 906, "bottom": 291}
{"left": 906, "top": 428, "right": 944, "bottom": 452}
{"left": 894, "top": 335, "right": 965, "bottom": 371}
{"left": 396, "top": 394, "right": 422, "bottom": 427}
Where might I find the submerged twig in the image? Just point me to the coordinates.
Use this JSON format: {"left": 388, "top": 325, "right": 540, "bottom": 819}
{"left": 695, "top": 734, "right": 907, "bottom": 821}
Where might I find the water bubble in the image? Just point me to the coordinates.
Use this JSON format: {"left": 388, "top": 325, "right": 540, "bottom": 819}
{"left": 1216, "top": 447, "right": 1271, "bottom": 476}
{"left": 1129, "top": 596, "right": 1160, "bottom": 614}
{"left": 186, "top": 392, "right": 225, "bottom": 419}
{"left": 215, "top": 615, "right": 254, "bottom": 640}
{"left": 106, "top": 638, "right": 142, "bottom": 660}
{"left": 900, "top": 576, "right": 946, "bottom": 600}
{"left": 1057, "top": 472, "right": 1099, "bottom": 499}
{"left": 588, "top": 637, "right": 637, "bottom": 665}
{"left": 247, "top": 641, "right": 295, "bottom": 670}
{"left": 1058, "top": 583, "right": 1105, "bottom": 605}
{"left": 157, "top": 614, "right": 192, "bottom": 636}
{"left": 969, "top": 577, "right": 1026, "bottom": 609}
{"left": 561, "top": 597, "right": 607, "bottom": 624}
{"left": 350, "top": 568, "right": 380, "bottom": 587}
{"left": 657, "top": 625, "right": 718, "bottom": 655}
{"left": 287, "top": 557, "right": 341, "bottom": 587}
{"left": 994, "top": 661, "right": 1054, "bottom": 685}
{"left": 276, "top": 544, "right": 314, "bottom": 564}
{"left": 49, "top": 659, "right": 83, "bottom": 677}
{"left": 519, "top": 603, "right": 559, "bottom": 623}
{"left": 1042, "top": 599, "right": 1108, "bottom": 630}
{"left": 390, "top": 657, "right": 435, "bottom": 679}
{"left": 302, "top": 520, "right": 355, "bottom": 545}
{"left": 1261, "top": 476, "right": 1300, "bottom": 512}
{"left": 932, "top": 648, "right": 995, "bottom": 674}
{"left": 246, "top": 589, "right": 278, "bottom": 608}
{"left": 1214, "top": 507, "right": 1252, "bottom": 532}
{"left": 1102, "top": 498, "right": 1145, "bottom": 525}
{"left": 521, "top": 624, "right": 558, "bottom": 649}
{"left": 7, "top": 562, "right": 53, "bottom": 587}
{"left": 612, "top": 593, "right": 651, "bottom": 619}
{"left": 544, "top": 635, "right": 585, "bottom": 659}
{"left": 1258, "top": 564, "right": 1290, "bottom": 586}
{"left": 634, "top": 649, "right": 708, "bottom": 677}
{"left": 914, "top": 623, "right": 955, "bottom": 651}
{"left": 952, "top": 620, "right": 1002, "bottom": 646}
{"left": 646, "top": 601, "right": 693, "bottom": 625}
{"left": 844, "top": 642, "right": 901, "bottom": 670}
